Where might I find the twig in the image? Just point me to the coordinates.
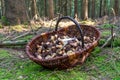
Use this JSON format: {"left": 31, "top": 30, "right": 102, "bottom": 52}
{"left": 101, "top": 33, "right": 116, "bottom": 48}
{"left": 111, "top": 8, "right": 117, "bottom": 48}
{"left": 11, "top": 31, "right": 33, "bottom": 41}
{"left": 111, "top": 24, "right": 114, "bottom": 48}
{"left": 0, "top": 31, "right": 16, "bottom": 42}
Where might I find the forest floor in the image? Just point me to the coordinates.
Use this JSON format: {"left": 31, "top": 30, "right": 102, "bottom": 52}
{"left": 0, "top": 16, "right": 120, "bottom": 80}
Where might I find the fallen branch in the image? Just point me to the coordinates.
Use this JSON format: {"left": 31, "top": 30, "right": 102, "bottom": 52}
{"left": 0, "top": 40, "right": 28, "bottom": 47}
{"left": 101, "top": 33, "right": 116, "bottom": 48}
{"left": 11, "top": 32, "right": 33, "bottom": 41}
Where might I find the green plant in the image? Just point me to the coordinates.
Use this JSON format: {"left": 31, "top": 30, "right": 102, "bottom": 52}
{"left": 18, "top": 35, "right": 34, "bottom": 41}
{"left": 101, "top": 30, "right": 111, "bottom": 37}
{"left": 99, "top": 39, "right": 106, "bottom": 46}
{"left": 113, "top": 38, "right": 120, "bottom": 47}
{"left": 1, "top": 16, "right": 10, "bottom": 25}
{"left": 100, "top": 23, "right": 117, "bottom": 29}
{"left": 0, "top": 23, "right": 3, "bottom": 28}
{"left": 91, "top": 47, "right": 101, "bottom": 56}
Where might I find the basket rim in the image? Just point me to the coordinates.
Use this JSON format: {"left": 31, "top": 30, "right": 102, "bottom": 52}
{"left": 26, "top": 24, "right": 100, "bottom": 62}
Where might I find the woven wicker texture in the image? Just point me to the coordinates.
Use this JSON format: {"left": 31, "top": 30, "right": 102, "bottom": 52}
{"left": 26, "top": 24, "right": 100, "bottom": 69}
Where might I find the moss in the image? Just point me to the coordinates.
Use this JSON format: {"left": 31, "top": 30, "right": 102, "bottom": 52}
{"left": 99, "top": 23, "right": 117, "bottom": 29}
{"left": 99, "top": 39, "right": 106, "bottom": 46}
{"left": 113, "top": 38, "right": 120, "bottom": 47}
{"left": 101, "top": 30, "right": 111, "bottom": 38}
{"left": 0, "top": 49, "right": 88, "bottom": 80}
{"left": 0, "top": 49, "right": 11, "bottom": 58}
{"left": 91, "top": 47, "right": 101, "bottom": 56}
{"left": 0, "top": 46, "right": 120, "bottom": 80}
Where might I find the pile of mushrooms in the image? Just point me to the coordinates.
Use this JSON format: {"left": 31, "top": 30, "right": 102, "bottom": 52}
{"left": 35, "top": 34, "right": 96, "bottom": 59}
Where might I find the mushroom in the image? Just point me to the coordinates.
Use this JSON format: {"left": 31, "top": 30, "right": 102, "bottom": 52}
{"left": 56, "top": 44, "right": 63, "bottom": 49}
{"left": 66, "top": 50, "right": 74, "bottom": 55}
{"left": 51, "top": 46, "right": 56, "bottom": 52}
{"left": 42, "top": 43, "right": 48, "bottom": 49}
{"left": 58, "top": 50, "right": 64, "bottom": 55}
{"left": 46, "top": 42, "right": 50, "bottom": 45}
{"left": 69, "top": 42, "right": 78, "bottom": 47}
{"left": 93, "top": 37, "right": 96, "bottom": 41}
{"left": 65, "top": 45, "right": 71, "bottom": 52}
{"left": 60, "top": 35, "right": 69, "bottom": 39}
{"left": 84, "top": 36, "right": 92, "bottom": 43}
{"left": 37, "top": 48, "right": 42, "bottom": 54}
{"left": 51, "top": 36, "right": 55, "bottom": 41}
{"left": 45, "top": 55, "right": 52, "bottom": 59}
{"left": 51, "top": 53, "right": 56, "bottom": 58}
{"left": 37, "top": 45, "right": 43, "bottom": 54}
{"left": 63, "top": 53, "right": 67, "bottom": 56}
{"left": 55, "top": 34, "right": 58, "bottom": 38}
{"left": 34, "top": 52, "right": 39, "bottom": 57}
{"left": 37, "top": 55, "right": 42, "bottom": 59}
{"left": 36, "top": 44, "right": 42, "bottom": 49}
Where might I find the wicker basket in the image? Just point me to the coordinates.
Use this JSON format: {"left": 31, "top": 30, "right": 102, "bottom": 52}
{"left": 26, "top": 16, "right": 100, "bottom": 69}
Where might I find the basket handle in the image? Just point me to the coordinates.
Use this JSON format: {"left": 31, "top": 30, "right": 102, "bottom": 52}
{"left": 55, "top": 16, "right": 84, "bottom": 48}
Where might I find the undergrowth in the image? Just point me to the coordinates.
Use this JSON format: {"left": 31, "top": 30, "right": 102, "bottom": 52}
{"left": 0, "top": 23, "right": 120, "bottom": 80}
{"left": 0, "top": 46, "right": 120, "bottom": 80}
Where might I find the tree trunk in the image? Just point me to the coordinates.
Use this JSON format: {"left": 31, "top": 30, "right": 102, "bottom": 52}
{"left": 103, "top": 0, "right": 107, "bottom": 16}
{"left": 64, "top": 0, "right": 68, "bottom": 16}
{"left": 44, "top": 0, "right": 47, "bottom": 17}
{"left": 48, "top": 0, "right": 54, "bottom": 19}
{"left": 88, "top": 0, "right": 91, "bottom": 18}
{"left": 114, "top": 0, "right": 119, "bottom": 16}
{"left": 91, "top": 0, "right": 95, "bottom": 18}
{"left": 1, "top": 0, "right": 5, "bottom": 16}
{"left": 31, "top": 0, "right": 37, "bottom": 18}
{"left": 4, "top": 0, "right": 29, "bottom": 25}
{"left": 99, "top": 0, "right": 102, "bottom": 17}
{"left": 74, "top": 0, "right": 78, "bottom": 19}
{"left": 69, "top": 0, "right": 72, "bottom": 16}
{"left": 82, "top": 0, "right": 88, "bottom": 20}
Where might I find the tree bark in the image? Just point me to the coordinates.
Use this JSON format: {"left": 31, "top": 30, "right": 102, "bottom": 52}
{"left": 4, "top": 0, "right": 29, "bottom": 25}
{"left": 103, "top": 0, "right": 107, "bottom": 16}
{"left": 114, "top": 0, "right": 119, "bottom": 16}
{"left": 82, "top": 0, "right": 88, "bottom": 20}
{"left": 44, "top": 0, "right": 47, "bottom": 17}
{"left": 99, "top": 0, "right": 102, "bottom": 17}
{"left": 1, "top": 0, "right": 5, "bottom": 16}
{"left": 91, "top": 0, "right": 95, "bottom": 18}
{"left": 64, "top": 0, "right": 68, "bottom": 16}
{"left": 69, "top": 0, "right": 72, "bottom": 16}
{"left": 88, "top": 0, "right": 91, "bottom": 18}
{"left": 48, "top": 0, "right": 54, "bottom": 19}
{"left": 74, "top": 0, "right": 78, "bottom": 19}
{"left": 31, "top": 0, "right": 37, "bottom": 18}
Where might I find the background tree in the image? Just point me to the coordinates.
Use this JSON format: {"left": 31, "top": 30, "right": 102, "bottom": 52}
{"left": 31, "top": 0, "right": 37, "bottom": 19}
{"left": 103, "top": 0, "right": 107, "bottom": 16}
{"left": 74, "top": 0, "right": 78, "bottom": 19}
{"left": 4, "top": 0, "right": 29, "bottom": 25}
{"left": 82, "top": 0, "right": 88, "bottom": 20}
{"left": 0, "top": 0, "right": 120, "bottom": 24}
{"left": 114, "top": 0, "right": 119, "bottom": 16}
{"left": 91, "top": 0, "right": 95, "bottom": 18}
{"left": 48, "top": 0, "right": 54, "bottom": 19}
{"left": 44, "top": 0, "right": 47, "bottom": 17}
{"left": 99, "top": 0, "right": 102, "bottom": 17}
